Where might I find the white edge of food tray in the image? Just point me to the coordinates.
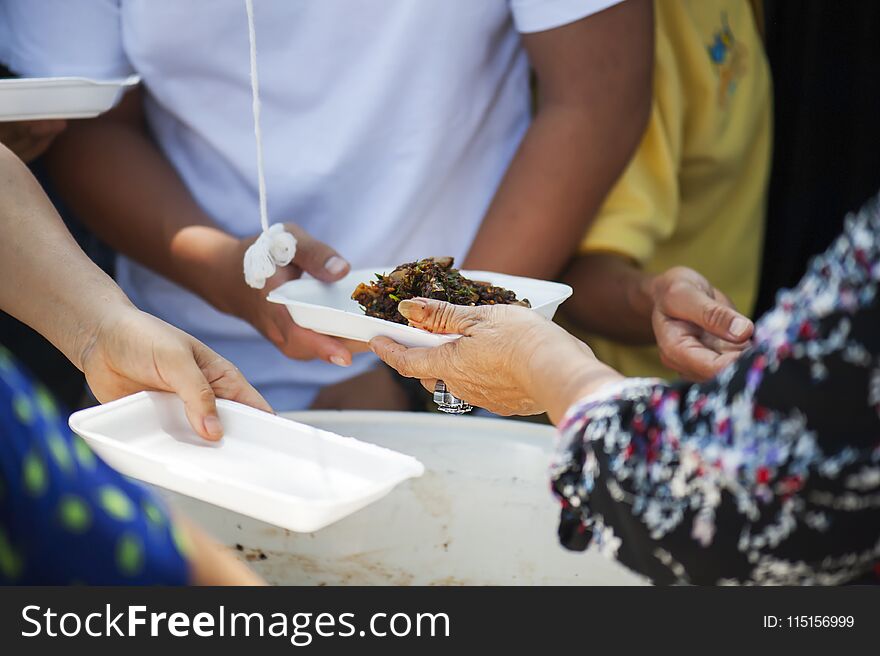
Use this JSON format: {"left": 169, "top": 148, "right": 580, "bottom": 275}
{"left": 0, "top": 75, "right": 141, "bottom": 121}
{"left": 266, "top": 268, "right": 573, "bottom": 345}
{"left": 0, "top": 75, "right": 141, "bottom": 88}
{"left": 68, "top": 391, "right": 426, "bottom": 532}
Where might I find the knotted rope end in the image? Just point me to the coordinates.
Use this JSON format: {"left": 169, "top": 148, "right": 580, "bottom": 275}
{"left": 243, "top": 224, "right": 298, "bottom": 289}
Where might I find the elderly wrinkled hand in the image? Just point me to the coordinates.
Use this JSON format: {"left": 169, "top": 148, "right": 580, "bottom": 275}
{"left": 79, "top": 305, "right": 272, "bottom": 441}
{"left": 650, "top": 267, "right": 754, "bottom": 381}
{"left": 369, "top": 298, "right": 621, "bottom": 422}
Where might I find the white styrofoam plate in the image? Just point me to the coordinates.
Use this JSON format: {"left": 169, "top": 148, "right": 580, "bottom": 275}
{"left": 267, "top": 268, "right": 573, "bottom": 348}
{"left": 68, "top": 391, "right": 424, "bottom": 533}
{"left": 0, "top": 75, "right": 140, "bottom": 121}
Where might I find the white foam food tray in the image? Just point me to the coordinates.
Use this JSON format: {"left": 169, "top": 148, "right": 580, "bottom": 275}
{"left": 68, "top": 391, "right": 424, "bottom": 533}
{"left": 0, "top": 75, "right": 140, "bottom": 121}
{"left": 267, "top": 268, "right": 573, "bottom": 348}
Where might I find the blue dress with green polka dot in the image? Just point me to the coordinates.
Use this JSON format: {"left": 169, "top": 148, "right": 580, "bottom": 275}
{"left": 0, "top": 346, "right": 189, "bottom": 585}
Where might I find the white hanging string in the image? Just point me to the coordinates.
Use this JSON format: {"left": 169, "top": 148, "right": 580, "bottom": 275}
{"left": 246, "top": 0, "right": 269, "bottom": 233}
{"left": 242, "top": 0, "right": 297, "bottom": 289}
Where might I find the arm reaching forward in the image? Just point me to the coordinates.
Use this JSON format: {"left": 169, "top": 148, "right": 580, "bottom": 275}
{"left": 0, "top": 142, "right": 271, "bottom": 439}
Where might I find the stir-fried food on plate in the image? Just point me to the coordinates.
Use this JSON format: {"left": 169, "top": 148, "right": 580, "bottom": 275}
{"left": 352, "top": 257, "right": 530, "bottom": 324}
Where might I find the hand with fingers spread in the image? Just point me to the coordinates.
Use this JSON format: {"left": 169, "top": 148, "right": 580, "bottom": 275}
{"left": 369, "top": 298, "right": 622, "bottom": 423}
{"left": 649, "top": 267, "right": 754, "bottom": 380}
{"left": 216, "top": 223, "right": 367, "bottom": 367}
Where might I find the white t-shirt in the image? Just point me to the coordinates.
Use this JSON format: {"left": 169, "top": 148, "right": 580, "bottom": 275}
{"left": 0, "top": 16, "right": 8, "bottom": 67}
{"left": 1, "top": 0, "right": 621, "bottom": 409}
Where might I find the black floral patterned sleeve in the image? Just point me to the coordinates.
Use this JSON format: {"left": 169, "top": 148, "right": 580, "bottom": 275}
{"left": 551, "top": 196, "right": 880, "bottom": 585}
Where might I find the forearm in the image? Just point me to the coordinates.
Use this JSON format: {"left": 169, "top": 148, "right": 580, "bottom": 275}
{"left": 523, "top": 322, "right": 624, "bottom": 424}
{"left": 561, "top": 252, "right": 657, "bottom": 344}
{"left": 44, "top": 95, "right": 239, "bottom": 314}
{"left": 178, "top": 517, "right": 265, "bottom": 586}
{"left": 464, "top": 102, "right": 649, "bottom": 279}
{"left": 0, "top": 144, "right": 130, "bottom": 369}
{"left": 538, "top": 362, "right": 623, "bottom": 426}
{"left": 463, "top": 0, "right": 653, "bottom": 279}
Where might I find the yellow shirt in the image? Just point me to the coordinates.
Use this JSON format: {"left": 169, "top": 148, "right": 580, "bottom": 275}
{"left": 579, "top": 0, "right": 772, "bottom": 379}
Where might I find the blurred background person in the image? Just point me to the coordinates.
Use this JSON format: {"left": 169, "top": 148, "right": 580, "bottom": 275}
{"left": 560, "top": 0, "right": 770, "bottom": 381}
{"left": 595, "top": 0, "right": 880, "bottom": 385}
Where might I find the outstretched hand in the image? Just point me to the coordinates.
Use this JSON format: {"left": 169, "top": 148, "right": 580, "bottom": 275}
{"left": 370, "top": 298, "right": 621, "bottom": 422}
{"left": 650, "top": 267, "right": 754, "bottom": 380}
{"left": 79, "top": 306, "right": 272, "bottom": 441}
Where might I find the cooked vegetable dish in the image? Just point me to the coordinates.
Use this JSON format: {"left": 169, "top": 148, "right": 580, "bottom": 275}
{"left": 352, "top": 256, "right": 530, "bottom": 324}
